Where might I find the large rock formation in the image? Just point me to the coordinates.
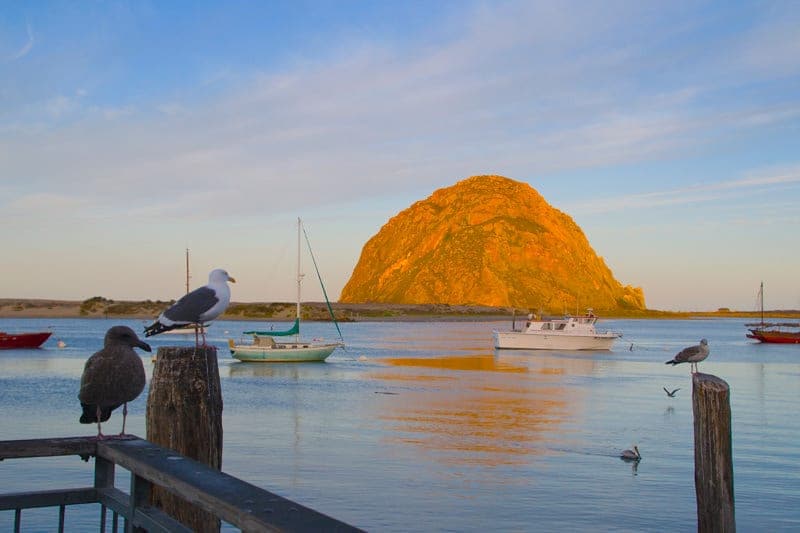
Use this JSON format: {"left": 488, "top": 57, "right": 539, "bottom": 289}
{"left": 340, "top": 175, "right": 645, "bottom": 312}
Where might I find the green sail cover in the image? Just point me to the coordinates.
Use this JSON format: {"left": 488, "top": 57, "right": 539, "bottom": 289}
{"left": 244, "top": 318, "right": 300, "bottom": 337}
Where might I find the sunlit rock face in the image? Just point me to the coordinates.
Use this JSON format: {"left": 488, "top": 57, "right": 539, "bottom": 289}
{"left": 340, "top": 175, "right": 645, "bottom": 312}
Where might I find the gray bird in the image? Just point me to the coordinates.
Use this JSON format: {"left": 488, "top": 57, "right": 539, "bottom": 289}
{"left": 79, "top": 326, "right": 151, "bottom": 438}
{"left": 665, "top": 338, "right": 709, "bottom": 373}
{"left": 620, "top": 445, "right": 641, "bottom": 462}
{"left": 663, "top": 387, "right": 680, "bottom": 397}
{"left": 144, "top": 268, "right": 235, "bottom": 344}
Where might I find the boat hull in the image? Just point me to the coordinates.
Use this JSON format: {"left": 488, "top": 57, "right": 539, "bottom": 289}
{"left": 230, "top": 341, "right": 341, "bottom": 362}
{"left": 0, "top": 332, "right": 52, "bottom": 350}
{"left": 747, "top": 330, "right": 800, "bottom": 344}
{"left": 493, "top": 330, "right": 619, "bottom": 350}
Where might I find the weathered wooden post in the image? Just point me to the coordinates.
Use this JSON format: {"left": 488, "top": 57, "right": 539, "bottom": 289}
{"left": 692, "top": 372, "right": 735, "bottom": 532}
{"left": 146, "top": 345, "right": 223, "bottom": 533}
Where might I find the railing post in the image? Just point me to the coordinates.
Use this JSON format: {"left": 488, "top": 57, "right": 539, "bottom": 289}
{"left": 127, "top": 473, "right": 151, "bottom": 533}
{"left": 692, "top": 372, "right": 736, "bottom": 532}
{"left": 95, "top": 455, "right": 115, "bottom": 531}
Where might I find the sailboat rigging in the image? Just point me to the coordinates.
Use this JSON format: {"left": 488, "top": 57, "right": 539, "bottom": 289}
{"left": 228, "top": 218, "right": 344, "bottom": 362}
{"left": 162, "top": 248, "right": 207, "bottom": 335}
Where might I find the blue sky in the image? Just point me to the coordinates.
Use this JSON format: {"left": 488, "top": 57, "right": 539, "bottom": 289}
{"left": 2, "top": 1, "right": 799, "bottom": 311}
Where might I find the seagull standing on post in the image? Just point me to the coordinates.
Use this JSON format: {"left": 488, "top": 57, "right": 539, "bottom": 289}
{"left": 665, "top": 338, "right": 709, "bottom": 373}
{"left": 79, "top": 326, "right": 151, "bottom": 438}
{"left": 144, "top": 268, "right": 235, "bottom": 345}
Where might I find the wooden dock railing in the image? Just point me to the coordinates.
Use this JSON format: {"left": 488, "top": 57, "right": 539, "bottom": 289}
{"left": 0, "top": 435, "right": 361, "bottom": 532}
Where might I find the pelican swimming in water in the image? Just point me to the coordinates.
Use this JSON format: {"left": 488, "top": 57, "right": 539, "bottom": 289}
{"left": 620, "top": 445, "right": 641, "bottom": 462}
{"left": 665, "top": 338, "right": 709, "bottom": 373}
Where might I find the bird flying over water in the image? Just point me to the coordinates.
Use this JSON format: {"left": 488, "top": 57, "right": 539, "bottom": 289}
{"left": 79, "top": 326, "right": 150, "bottom": 438}
{"left": 665, "top": 338, "right": 709, "bottom": 373}
{"left": 144, "top": 268, "right": 235, "bottom": 340}
{"left": 620, "top": 445, "right": 641, "bottom": 462}
{"left": 663, "top": 387, "right": 680, "bottom": 397}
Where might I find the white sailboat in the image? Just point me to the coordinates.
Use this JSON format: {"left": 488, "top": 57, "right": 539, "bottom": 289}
{"left": 228, "top": 218, "right": 344, "bottom": 362}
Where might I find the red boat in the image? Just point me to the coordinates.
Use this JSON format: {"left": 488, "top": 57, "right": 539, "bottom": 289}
{"left": 746, "top": 327, "right": 800, "bottom": 344}
{"left": 0, "top": 331, "right": 52, "bottom": 349}
{"left": 746, "top": 282, "right": 800, "bottom": 344}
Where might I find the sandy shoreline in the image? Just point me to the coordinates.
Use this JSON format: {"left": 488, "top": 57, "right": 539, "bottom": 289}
{"left": 0, "top": 298, "right": 517, "bottom": 322}
{"left": 2, "top": 298, "right": 796, "bottom": 322}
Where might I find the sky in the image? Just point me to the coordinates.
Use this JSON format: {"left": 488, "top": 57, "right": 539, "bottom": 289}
{"left": 1, "top": 1, "right": 799, "bottom": 312}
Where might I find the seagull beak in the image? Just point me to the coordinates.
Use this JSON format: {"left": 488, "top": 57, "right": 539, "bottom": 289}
{"left": 228, "top": 276, "right": 236, "bottom": 283}
{"left": 137, "top": 340, "right": 152, "bottom": 352}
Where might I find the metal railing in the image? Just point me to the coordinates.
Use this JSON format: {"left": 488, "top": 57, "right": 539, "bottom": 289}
{"left": 0, "top": 436, "right": 361, "bottom": 532}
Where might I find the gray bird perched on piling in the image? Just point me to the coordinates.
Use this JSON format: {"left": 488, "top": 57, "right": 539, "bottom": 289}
{"left": 79, "top": 325, "right": 151, "bottom": 438}
{"left": 665, "top": 338, "right": 709, "bottom": 373}
{"left": 144, "top": 268, "right": 235, "bottom": 345}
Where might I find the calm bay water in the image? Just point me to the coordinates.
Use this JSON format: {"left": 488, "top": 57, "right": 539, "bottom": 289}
{"left": 1, "top": 317, "right": 799, "bottom": 531}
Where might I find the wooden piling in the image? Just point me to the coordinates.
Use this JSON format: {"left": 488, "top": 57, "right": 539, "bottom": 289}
{"left": 692, "top": 372, "right": 735, "bottom": 533}
{"left": 146, "top": 345, "right": 223, "bottom": 533}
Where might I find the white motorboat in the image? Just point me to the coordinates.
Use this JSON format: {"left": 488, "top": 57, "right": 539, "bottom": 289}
{"left": 493, "top": 310, "right": 621, "bottom": 350}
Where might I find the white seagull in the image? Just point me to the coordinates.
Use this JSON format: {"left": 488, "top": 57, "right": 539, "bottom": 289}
{"left": 665, "top": 338, "right": 709, "bottom": 373}
{"left": 145, "top": 268, "right": 235, "bottom": 343}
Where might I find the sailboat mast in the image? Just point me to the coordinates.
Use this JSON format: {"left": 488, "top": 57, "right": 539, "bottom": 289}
{"left": 760, "top": 281, "right": 764, "bottom": 325}
{"left": 185, "top": 248, "right": 190, "bottom": 294}
{"left": 296, "top": 218, "right": 302, "bottom": 321}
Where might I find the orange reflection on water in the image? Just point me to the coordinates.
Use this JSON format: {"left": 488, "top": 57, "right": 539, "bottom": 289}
{"left": 369, "top": 353, "right": 587, "bottom": 467}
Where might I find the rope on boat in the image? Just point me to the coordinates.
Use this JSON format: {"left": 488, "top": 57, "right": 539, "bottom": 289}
{"left": 302, "top": 224, "right": 346, "bottom": 346}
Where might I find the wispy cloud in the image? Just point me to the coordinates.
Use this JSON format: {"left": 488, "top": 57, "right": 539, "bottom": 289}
{"left": 565, "top": 167, "right": 800, "bottom": 214}
{"left": 10, "top": 23, "right": 34, "bottom": 61}
{"left": 3, "top": 1, "right": 800, "bottom": 224}
{"left": 6, "top": 192, "right": 90, "bottom": 212}
{"left": 44, "top": 95, "right": 78, "bottom": 118}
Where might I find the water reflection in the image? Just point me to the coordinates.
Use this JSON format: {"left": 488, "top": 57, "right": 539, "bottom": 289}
{"left": 368, "top": 353, "right": 595, "bottom": 466}
{"left": 0, "top": 355, "right": 99, "bottom": 378}
{"left": 225, "top": 361, "right": 311, "bottom": 379}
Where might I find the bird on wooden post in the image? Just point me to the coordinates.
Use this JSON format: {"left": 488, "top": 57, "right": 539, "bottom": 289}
{"left": 79, "top": 326, "right": 151, "bottom": 438}
{"left": 665, "top": 338, "right": 709, "bottom": 373}
{"left": 144, "top": 268, "right": 235, "bottom": 346}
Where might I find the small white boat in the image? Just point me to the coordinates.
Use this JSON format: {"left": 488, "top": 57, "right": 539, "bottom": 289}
{"left": 229, "top": 218, "right": 344, "bottom": 363}
{"left": 493, "top": 310, "right": 621, "bottom": 350}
